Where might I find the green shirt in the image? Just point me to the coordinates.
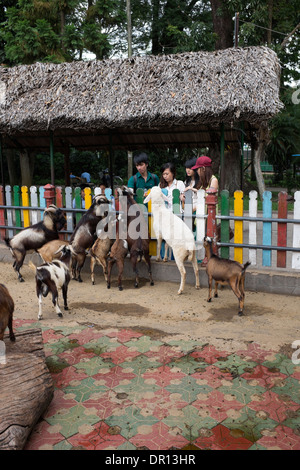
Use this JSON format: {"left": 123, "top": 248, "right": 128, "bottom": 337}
{"left": 128, "top": 171, "right": 159, "bottom": 193}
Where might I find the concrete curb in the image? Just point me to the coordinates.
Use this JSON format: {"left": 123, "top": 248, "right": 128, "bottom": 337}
{"left": 1, "top": 244, "right": 299, "bottom": 297}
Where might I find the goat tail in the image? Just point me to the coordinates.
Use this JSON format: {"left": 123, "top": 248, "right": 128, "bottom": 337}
{"left": 28, "top": 261, "right": 37, "bottom": 272}
{"left": 242, "top": 261, "right": 251, "bottom": 274}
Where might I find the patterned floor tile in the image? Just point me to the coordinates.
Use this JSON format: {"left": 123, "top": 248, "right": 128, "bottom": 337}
{"left": 253, "top": 425, "right": 300, "bottom": 450}
{"left": 247, "top": 390, "right": 300, "bottom": 423}
{"left": 222, "top": 407, "right": 279, "bottom": 443}
{"left": 11, "top": 321, "right": 300, "bottom": 451}
{"left": 129, "top": 421, "right": 190, "bottom": 450}
{"left": 67, "top": 421, "right": 128, "bottom": 450}
{"left": 192, "top": 390, "right": 245, "bottom": 423}
{"left": 104, "top": 405, "right": 159, "bottom": 439}
{"left": 194, "top": 423, "right": 253, "bottom": 450}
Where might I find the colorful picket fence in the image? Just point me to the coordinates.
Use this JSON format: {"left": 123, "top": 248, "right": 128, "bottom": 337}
{"left": 0, "top": 185, "right": 300, "bottom": 271}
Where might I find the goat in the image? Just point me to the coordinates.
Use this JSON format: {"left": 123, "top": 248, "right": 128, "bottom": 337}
{"left": 115, "top": 186, "right": 154, "bottom": 288}
{"left": 203, "top": 236, "right": 251, "bottom": 316}
{"left": 69, "top": 194, "right": 109, "bottom": 282}
{"left": 144, "top": 186, "right": 199, "bottom": 294}
{"left": 29, "top": 244, "right": 74, "bottom": 320}
{"left": 90, "top": 237, "right": 114, "bottom": 284}
{"left": 0, "top": 284, "right": 15, "bottom": 342}
{"left": 38, "top": 239, "right": 70, "bottom": 263}
{"left": 5, "top": 204, "right": 66, "bottom": 282}
{"left": 107, "top": 236, "right": 129, "bottom": 291}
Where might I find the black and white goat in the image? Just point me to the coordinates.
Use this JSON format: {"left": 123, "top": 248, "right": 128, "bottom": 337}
{"left": 30, "top": 244, "right": 74, "bottom": 320}
{"left": 69, "top": 194, "right": 109, "bottom": 282}
{"left": 5, "top": 204, "right": 66, "bottom": 282}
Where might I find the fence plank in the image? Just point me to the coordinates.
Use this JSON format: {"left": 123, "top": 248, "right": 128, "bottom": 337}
{"left": 195, "top": 189, "right": 205, "bottom": 260}
{"left": 220, "top": 190, "right": 230, "bottom": 259}
{"left": 55, "top": 187, "right": 63, "bottom": 208}
{"left": 13, "top": 185, "right": 21, "bottom": 232}
{"left": 21, "top": 186, "right": 30, "bottom": 228}
{"left": 277, "top": 191, "right": 288, "bottom": 268}
{"left": 84, "top": 187, "right": 92, "bottom": 210}
{"left": 65, "top": 187, "right": 74, "bottom": 239}
{"left": 39, "top": 187, "right": 45, "bottom": 220}
{"left": 292, "top": 191, "right": 300, "bottom": 269}
{"left": 30, "top": 186, "right": 39, "bottom": 225}
{"left": 5, "top": 186, "right": 13, "bottom": 239}
{"left": 234, "top": 190, "right": 243, "bottom": 264}
{"left": 262, "top": 191, "right": 272, "bottom": 267}
{"left": 249, "top": 190, "right": 257, "bottom": 266}
{"left": 184, "top": 189, "right": 193, "bottom": 233}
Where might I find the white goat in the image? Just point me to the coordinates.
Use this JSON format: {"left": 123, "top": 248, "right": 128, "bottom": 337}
{"left": 144, "top": 186, "right": 199, "bottom": 294}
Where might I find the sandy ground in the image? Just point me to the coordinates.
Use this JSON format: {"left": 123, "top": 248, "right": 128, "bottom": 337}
{"left": 2, "top": 257, "right": 300, "bottom": 355}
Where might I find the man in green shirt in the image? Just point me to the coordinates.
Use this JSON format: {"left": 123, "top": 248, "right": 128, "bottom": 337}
{"left": 127, "top": 153, "right": 159, "bottom": 195}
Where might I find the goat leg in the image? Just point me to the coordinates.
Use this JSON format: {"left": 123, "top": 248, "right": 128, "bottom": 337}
{"left": 62, "top": 284, "right": 69, "bottom": 311}
{"left": 207, "top": 276, "right": 213, "bottom": 302}
{"left": 8, "top": 313, "right": 15, "bottom": 342}
{"left": 143, "top": 252, "right": 154, "bottom": 286}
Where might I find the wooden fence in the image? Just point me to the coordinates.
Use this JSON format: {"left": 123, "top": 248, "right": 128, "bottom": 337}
{"left": 0, "top": 184, "right": 300, "bottom": 271}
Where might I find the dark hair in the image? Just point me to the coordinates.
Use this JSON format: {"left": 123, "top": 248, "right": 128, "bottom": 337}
{"left": 184, "top": 157, "right": 197, "bottom": 168}
{"left": 184, "top": 158, "right": 199, "bottom": 187}
{"left": 160, "top": 162, "right": 176, "bottom": 188}
{"left": 134, "top": 152, "right": 149, "bottom": 166}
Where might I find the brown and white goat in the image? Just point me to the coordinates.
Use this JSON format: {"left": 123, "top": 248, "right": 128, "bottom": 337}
{"left": 69, "top": 194, "right": 109, "bottom": 282}
{"left": 0, "top": 284, "right": 15, "bottom": 342}
{"left": 115, "top": 186, "right": 154, "bottom": 288}
{"left": 30, "top": 244, "right": 74, "bottom": 320}
{"left": 5, "top": 204, "right": 66, "bottom": 282}
{"left": 203, "top": 236, "right": 250, "bottom": 316}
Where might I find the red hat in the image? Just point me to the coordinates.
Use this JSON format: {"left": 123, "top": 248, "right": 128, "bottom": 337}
{"left": 191, "top": 156, "right": 212, "bottom": 170}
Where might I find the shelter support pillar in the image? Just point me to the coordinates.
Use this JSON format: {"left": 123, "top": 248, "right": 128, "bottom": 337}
{"left": 220, "top": 123, "right": 225, "bottom": 190}
{"left": 109, "top": 132, "right": 114, "bottom": 194}
{"left": 50, "top": 131, "right": 54, "bottom": 186}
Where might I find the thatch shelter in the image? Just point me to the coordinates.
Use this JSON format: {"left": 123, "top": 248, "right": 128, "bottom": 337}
{"left": 0, "top": 45, "right": 283, "bottom": 186}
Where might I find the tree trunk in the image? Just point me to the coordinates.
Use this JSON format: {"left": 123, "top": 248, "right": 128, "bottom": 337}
{"left": 222, "top": 148, "right": 241, "bottom": 195}
{"left": 151, "top": 0, "right": 162, "bottom": 54}
{"left": 19, "top": 150, "right": 34, "bottom": 187}
{"left": 253, "top": 125, "right": 270, "bottom": 200}
{"left": 210, "top": 0, "right": 233, "bottom": 49}
{"left": 5, "top": 149, "right": 19, "bottom": 187}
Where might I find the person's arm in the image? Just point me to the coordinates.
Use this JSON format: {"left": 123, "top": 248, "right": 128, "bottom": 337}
{"left": 210, "top": 177, "right": 219, "bottom": 191}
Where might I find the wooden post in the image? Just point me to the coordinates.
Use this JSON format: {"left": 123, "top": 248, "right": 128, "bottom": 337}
{"left": 220, "top": 189, "right": 229, "bottom": 259}
{"left": 234, "top": 190, "right": 243, "bottom": 264}
{"left": 206, "top": 188, "right": 218, "bottom": 254}
{"left": 277, "top": 191, "right": 287, "bottom": 268}
{"left": 21, "top": 186, "right": 30, "bottom": 228}
{"left": 249, "top": 190, "right": 258, "bottom": 266}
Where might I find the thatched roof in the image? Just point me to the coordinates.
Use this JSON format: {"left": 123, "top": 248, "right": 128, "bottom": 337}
{"left": 0, "top": 46, "right": 283, "bottom": 151}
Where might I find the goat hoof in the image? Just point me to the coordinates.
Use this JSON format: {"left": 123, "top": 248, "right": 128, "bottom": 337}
{"left": 214, "top": 293, "right": 218, "bottom": 298}
{"left": 19, "top": 278, "right": 25, "bottom": 283}
{"left": 78, "top": 278, "right": 83, "bottom": 283}
{"left": 238, "top": 311, "right": 244, "bottom": 317}
{"left": 64, "top": 306, "right": 69, "bottom": 311}
{"left": 10, "top": 334, "right": 16, "bottom": 342}
{"left": 107, "top": 285, "right": 110, "bottom": 289}
{"left": 119, "top": 286, "right": 123, "bottom": 291}
{"left": 134, "top": 284, "right": 138, "bottom": 288}
{"left": 150, "top": 281, "right": 154, "bottom": 286}
{"left": 92, "top": 281, "right": 95, "bottom": 285}
{"left": 207, "top": 298, "right": 212, "bottom": 303}
{"left": 58, "top": 313, "right": 63, "bottom": 318}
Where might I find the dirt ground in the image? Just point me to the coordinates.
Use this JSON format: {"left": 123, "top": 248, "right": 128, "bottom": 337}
{"left": 2, "top": 257, "right": 300, "bottom": 355}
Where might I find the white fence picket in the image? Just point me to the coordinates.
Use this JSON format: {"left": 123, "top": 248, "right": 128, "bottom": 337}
{"left": 292, "top": 191, "right": 300, "bottom": 269}
{"left": 249, "top": 190, "right": 257, "bottom": 266}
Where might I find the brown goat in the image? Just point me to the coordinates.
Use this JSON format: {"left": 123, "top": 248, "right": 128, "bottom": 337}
{"left": 107, "top": 237, "right": 129, "bottom": 291}
{"left": 0, "top": 284, "right": 15, "bottom": 342}
{"left": 203, "top": 237, "right": 250, "bottom": 316}
{"left": 90, "top": 237, "right": 114, "bottom": 284}
{"left": 115, "top": 186, "right": 154, "bottom": 288}
{"left": 38, "top": 239, "right": 70, "bottom": 263}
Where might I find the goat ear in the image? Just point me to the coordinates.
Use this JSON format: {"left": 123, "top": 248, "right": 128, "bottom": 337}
{"left": 143, "top": 193, "right": 151, "bottom": 204}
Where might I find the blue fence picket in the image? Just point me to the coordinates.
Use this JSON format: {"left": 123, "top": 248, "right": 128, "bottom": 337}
{"left": 262, "top": 191, "right": 272, "bottom": 267}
